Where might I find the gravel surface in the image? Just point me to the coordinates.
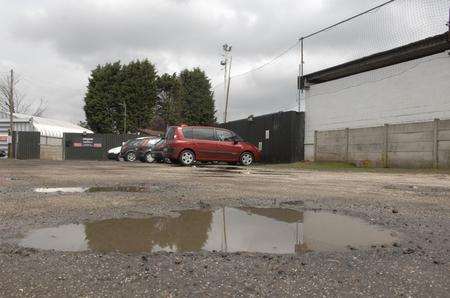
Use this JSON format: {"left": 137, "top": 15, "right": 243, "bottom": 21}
{"left": 0, "top": 160, "right": 449, "bottom": 297}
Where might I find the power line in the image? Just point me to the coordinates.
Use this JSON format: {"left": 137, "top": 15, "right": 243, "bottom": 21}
{"left": 212, "top": 40, "right": 299, "bottom": 89}
{"left": 301, "top": 0, "right": 396, "bottom": 40}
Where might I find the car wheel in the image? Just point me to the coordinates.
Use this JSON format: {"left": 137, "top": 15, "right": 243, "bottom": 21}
{"left": 179, "top": 150, "right": 195, "bottom": 166}
{"left": 145, "top": 152, "right": 154, "bottom": 163}
{"left": 240, "top": 152, "right": 254, "bottom": 166}
{"left": 125, "top": 151, "right": 136, "bottom": 162}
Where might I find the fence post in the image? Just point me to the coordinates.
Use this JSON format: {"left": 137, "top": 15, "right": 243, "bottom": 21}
{"left": 383, "top": 124, "right": 389, "bottom": 168}
{"left": 345, "top": 128, "right": 350, "bottom": 162}
{"left": 433, "top": 118, "right": 439, "bottom": 168}
{"left": 314, "top": 130, "right": 318, "bottom": 161}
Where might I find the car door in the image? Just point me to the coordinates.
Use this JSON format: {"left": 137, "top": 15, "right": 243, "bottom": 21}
{"left": 192, "top": 127, "right": 219, "bottom": 160}
{"left": 215, "top": 129, "right": 242, "bottom": 161}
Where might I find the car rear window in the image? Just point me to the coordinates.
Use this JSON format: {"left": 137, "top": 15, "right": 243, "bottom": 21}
{"left": 182, "top": 127, "right": 194, "bottom": 139}
{"left": 193, "top": 127, "right": 215, "bottom": 140}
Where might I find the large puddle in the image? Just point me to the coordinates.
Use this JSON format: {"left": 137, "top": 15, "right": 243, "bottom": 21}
{"left": 19, "top": 207, "right": 397, "bottom": 254}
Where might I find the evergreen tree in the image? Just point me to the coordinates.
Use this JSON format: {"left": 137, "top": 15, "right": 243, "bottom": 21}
{"left": 118, "top": 60, "right": 157, "bottom": 132}
{"left": 84, "top": 62, "right": 215, "bottom": 133}
{"left": 83, "top": 60, "right": 157, "bottom": 133}
{"left": 84, "top": 62, "right": 122, "bottom": 133}
{"left": 154, "top": 73, "right": 183, "bottom": 128}
{"left": 179, "top": 68, "right": 216, "bottom": 125}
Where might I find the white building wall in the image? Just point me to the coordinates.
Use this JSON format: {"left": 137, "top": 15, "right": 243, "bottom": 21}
{"left": 305, "top": 51, "right": 450, "bottom": 160}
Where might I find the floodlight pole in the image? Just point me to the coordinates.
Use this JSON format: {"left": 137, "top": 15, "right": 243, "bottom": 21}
{"left": 222, "top": 44, "right": 232, "bottom": 123}
{"left": 298, "top": 37, "right": 304, "bottom": 112}
{"left": 447, "top": 7, "right": 450, "bottom": 41}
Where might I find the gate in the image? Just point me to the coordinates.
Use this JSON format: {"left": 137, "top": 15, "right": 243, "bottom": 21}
{"left": 12, "top": 131, "right": 41, "bottom": 159}
{"left": 64, "top": 133, "right": 138, "bottom": 160}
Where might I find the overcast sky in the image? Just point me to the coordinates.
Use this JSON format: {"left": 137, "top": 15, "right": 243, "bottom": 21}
{"left": 0, "top": 0, "right": 448, "bottom": 124}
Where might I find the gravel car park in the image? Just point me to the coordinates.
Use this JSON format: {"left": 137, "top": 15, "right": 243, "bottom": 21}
{"left": 0, "top": 160, "right": 449, "bottom": 296}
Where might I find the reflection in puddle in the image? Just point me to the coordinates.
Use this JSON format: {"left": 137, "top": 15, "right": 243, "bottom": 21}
{"left": 34, "top": 185, "right": 151, "bottom": 194}
{"left": 19, "top": 207, "right": 397, "bottom": 254}
{"left": 195, "top": 167, "right": 292, "bottom": 177}
{"left": 34, "top": 187, "right": 88, "bottom": 193}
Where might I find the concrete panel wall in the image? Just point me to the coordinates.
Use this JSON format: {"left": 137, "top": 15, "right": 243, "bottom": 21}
{"left": 348, "top": 126, "right": 385, "bottom": 167}
{"left": 316, "top": 130, "right": 347, "bottom": 161}
{"left": 438, "top": 119, "right": 450, "bottom": 167}
{"left": 315, "top": 119, "right": 450, "bottom": 168}
{"left": 305, "top": 51, "right": 450, "bottom": 161}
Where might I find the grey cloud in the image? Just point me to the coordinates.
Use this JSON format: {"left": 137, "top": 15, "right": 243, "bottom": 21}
{"left": 0, "top": 0, "right": 447, "bottom": 123}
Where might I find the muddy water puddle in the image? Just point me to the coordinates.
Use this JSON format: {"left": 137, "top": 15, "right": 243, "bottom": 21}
{"left": 34, "top": 185, "right": 151, "bottom": 194}
{"left": 19, "top": 207, "right": 397, "bottom": 254}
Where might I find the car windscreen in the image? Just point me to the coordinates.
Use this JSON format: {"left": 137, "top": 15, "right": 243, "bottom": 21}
{"left": 124, "top": 139, "right": 137, "bottom": 146}
{"left": 215, "top": 129, "right": 235, "bottom": 141}
{"left": 154, "top": 139, "right": 164, "bottom": 146}
{"left": 166, "top": 127, "right": 175, "bottom": 140}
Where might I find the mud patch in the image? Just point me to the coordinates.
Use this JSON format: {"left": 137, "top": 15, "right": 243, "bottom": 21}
{"left": 86, "top": 185, "right": 152, "bottom": 193}
{"left": 19, "top": 207, "right": 397, "bottom": 254}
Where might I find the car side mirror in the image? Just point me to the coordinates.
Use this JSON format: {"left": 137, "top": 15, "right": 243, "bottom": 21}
{"left": 233, "top": 138, "right": 239, "bottom": 145}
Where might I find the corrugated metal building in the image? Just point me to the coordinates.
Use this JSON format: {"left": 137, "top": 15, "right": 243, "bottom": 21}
{"left": 0, "top": 111, "right": 92, "bottom": 159}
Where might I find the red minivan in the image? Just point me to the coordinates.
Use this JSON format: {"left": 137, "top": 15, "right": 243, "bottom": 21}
{"left": 163, "top": 125, "right": 261, "bottom": 166}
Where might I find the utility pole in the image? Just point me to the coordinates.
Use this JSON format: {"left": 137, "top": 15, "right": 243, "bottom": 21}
{"left": 8, "top": 69, "right": 14, "bottom": 159}
{"left": 447, "top": 7, "right": 450, "bottom": 41}
{"left": 221, "top": 44, "right": 232, "bottom": 123}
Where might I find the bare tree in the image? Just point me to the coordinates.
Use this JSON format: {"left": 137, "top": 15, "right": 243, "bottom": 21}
{"left": 0, "top": 72, "right": 48, "bottom": 117}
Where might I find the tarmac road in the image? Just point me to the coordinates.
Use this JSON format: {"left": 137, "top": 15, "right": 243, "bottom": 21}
{"left": 0, "top": 160, "right": 449, "bottom": 297}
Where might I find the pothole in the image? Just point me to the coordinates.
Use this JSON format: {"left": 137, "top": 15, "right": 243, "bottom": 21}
{"left": 18, "top": 207, "right": 398, "bottom": 254}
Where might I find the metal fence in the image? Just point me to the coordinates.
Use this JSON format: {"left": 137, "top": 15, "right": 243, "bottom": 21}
{"left": 12, "top": 131, "right": 41, "bottom": 159}
{"left": 63, "top": 133, "right": 138, "bottom": 160}
{"left": 222, "top": 111, "right": 304, "bottom": 163}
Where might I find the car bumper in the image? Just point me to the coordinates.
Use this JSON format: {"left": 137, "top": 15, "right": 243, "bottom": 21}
{"left": 254, "top": 151, "right": 262, "bottom": 162}
{"left": 107, "top": 153, "right": 119, "bottom": 160}
{"left": 151, "top": 151, "right": 164, "bottom": 160}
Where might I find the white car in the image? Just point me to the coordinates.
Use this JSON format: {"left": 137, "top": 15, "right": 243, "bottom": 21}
{"left": 107, "top": 146, "right": 121, "bottom": 160}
